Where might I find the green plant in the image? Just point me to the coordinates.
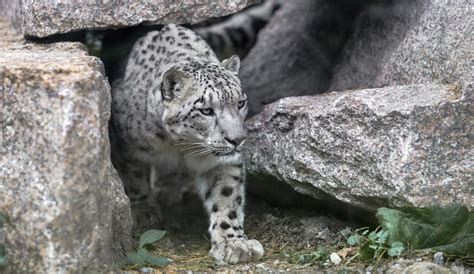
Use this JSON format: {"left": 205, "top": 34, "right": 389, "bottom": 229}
{"left": 347, "top": 227, "right": 405, "bottom": 263}
{"left": 127, "top": 229, "right": 169, "bottom": 268}
{"left": 376, "top": 205, "right": 474, "bottom": 256}
{"left": 289, "top": 246, "right": 330, "bottom": 265}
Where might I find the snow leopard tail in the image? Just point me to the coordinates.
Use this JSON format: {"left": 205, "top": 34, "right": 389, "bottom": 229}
{"left": 194, "top": 0, "right": 283, "bottom": 58}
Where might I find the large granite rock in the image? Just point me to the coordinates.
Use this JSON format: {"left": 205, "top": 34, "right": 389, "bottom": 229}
{"left": 0, "top": 18, "right": 132, "bottom": 272}
{"left": 245, "top": 83, "right": 473, "bottom": 211}
{"left": 240, "top": 0, "right": 364, "bottom": 116}
{"left": 331, "top": 0, "right": 473, "bottom": 91}
{"left": 0, "top": 0, "right": 258, "bottom": 38}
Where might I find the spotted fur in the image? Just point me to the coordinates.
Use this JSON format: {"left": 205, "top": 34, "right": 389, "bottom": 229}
{"left": 111, "top": 24, "right": 263, "bottom": 264}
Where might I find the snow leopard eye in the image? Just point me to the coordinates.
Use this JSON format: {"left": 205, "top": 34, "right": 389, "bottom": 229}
{"left": 238, "top": 100, "right": 246, "bottom": 109}
{"left": 199, "top": 108, "right": 214, "bottom": 116}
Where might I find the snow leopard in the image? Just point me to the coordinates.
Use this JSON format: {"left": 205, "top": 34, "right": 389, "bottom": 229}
{"left": 110, "top": 24, "right": 264, "bottom": 264}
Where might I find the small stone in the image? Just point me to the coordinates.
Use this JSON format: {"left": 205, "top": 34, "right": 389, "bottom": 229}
{"left": 273, "top": 260, "right": 280, "bottom": 265}
{"left": 450, "top": 263, "right": 467, "bottom": 274}
{"left": 433, "top": 252, "right": 445, "bottom": 266}
{"left": 316, "top": 228, "right": 331, "bottom": 240}
{"left": 330, "top": 252, "right": 342, "bottom": 265}
{"left": 403, "top": 262, "right": 451, "bottom": 274}
{"left": 391, "top": 263, "right": 403, "bottom": 270}
{"left": 241, "top": 265, "right": 250, "bottom": 271}
{"left": 339, "top": 227, "right": 352, "bottom": 237}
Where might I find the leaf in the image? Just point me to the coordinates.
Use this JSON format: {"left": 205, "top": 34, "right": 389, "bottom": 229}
{"left": 358, "top": 241, "right": 375, "bottom": 261}
{"left": 0, "top": 256, "right": 5, "bottom": 267}
{"left": 376, "top": 205, "right": 474, "bottom": 256}
{"left": 388, "top": 241, "right": 405, "bottom": 257}
{"left": 144, "top": 252, "right": 169, "bottom": 266}
{"left": 127, "top": 248, "right": 169, "bottom": 267}
{"left": 139, "top": 230, "right": 166, "bottom": 248}
{"left": 368, "top": 231, "right": 377, "bottom": 241}
{"left": 374, "top": 246, "right": 386, "bottom": 259}
{"left": 369, "top": 244, "right": 379, "bottom": 250}
{"left": 290, "top": 247, "right": 328, "bottom": 265}
{"left": 127, "top": 248, "right": 147, "bottom": 267}
{"left": 347, "top": 234, "right": 361, "bottom": 246}
{"left": 375, "top": 230, "right": 389, "bottom": 244}
{"left": 337, "top": 247, "right": 357, "bottom": 259}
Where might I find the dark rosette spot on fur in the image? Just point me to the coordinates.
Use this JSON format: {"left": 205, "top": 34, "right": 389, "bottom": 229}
{"left": 221, "top": 186, "right": 233, "bottom": 197}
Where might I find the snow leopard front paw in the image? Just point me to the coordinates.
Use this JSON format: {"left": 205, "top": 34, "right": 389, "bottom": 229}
{"left": 210, "top": 238, "right": 264, "bottom": 264}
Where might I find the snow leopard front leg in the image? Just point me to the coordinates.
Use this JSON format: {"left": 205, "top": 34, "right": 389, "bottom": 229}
{"left": 200, "top": 164, "right": 264, "bottom": 264}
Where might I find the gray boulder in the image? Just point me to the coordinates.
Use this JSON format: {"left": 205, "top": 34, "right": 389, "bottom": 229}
{"left": 245, "top": 83, "right": 473, "bottom": 211}
{"left": 240, "top": 0, "right": 360, "bottom": 116}
{"left": 331, "top": 0, "right": 473, "bottom": 90}
{"left": 0, "top": 18, "right": 132, "bottom": 272}
{"left": 0, "top": 0, "right": 257, "bottom": 37}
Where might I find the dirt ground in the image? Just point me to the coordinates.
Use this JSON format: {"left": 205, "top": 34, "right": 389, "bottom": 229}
{"left": 124, "top": 194, "right": 352, "bottom": 272}
{"left": 122, "top": 192, "right": 472, "bottom": 273}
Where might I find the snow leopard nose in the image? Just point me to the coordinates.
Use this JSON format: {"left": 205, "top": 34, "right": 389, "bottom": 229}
{"left": 224, "top": 136, "right": 245, "bottom": 148}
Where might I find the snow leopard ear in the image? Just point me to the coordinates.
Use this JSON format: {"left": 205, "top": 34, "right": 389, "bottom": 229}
{"left": 161, "top": 67, "right": 185, "bottom": 101}
{"left": 222, "top": 55, "right": 240, "bottom": 75}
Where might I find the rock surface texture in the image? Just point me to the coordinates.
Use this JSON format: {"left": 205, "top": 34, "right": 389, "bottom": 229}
{"left": 240, "top": 0, "right": 362, "bottom": 116}
{"left": 0, "top": 0, "right": 257, "bottom": 38}
{"left": 245, "top": 83, "right": 473, "bottom": 211}
{"left": 0, "top": 19, "right": 132, "bottom": 272}
{"left": 331, "top": 0, "right": 473, "bottom": 90}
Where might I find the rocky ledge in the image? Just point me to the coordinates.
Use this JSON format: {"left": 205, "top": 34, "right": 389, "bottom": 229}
{"left": 245, "top": 83, "right": 473, "bottom": 211}
{"left": 0, "top": 0, "right": 258, "bottom": 38}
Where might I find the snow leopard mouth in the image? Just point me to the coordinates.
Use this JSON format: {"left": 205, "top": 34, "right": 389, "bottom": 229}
{"left": 214, "top": 140, "right": 245, "bottom": 156}
{"left": 214, "top": 149, "right": 238, "bottom": 156}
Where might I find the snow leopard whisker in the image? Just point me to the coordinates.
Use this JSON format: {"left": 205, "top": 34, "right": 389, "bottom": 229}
{"left": 180, "top": 145, "right": 203, "bottom": 152}
{"left": 185, "top": 148, "right": 213, "bottom": 158}
{"left": 195, "top": 150, "right": 213, "bottom": 157}
{"left": 176, "top": 142, "right": 211, "bottom": 149}
{"left": 174, "top": 142, "right": 202, "bottom": 146}
{"left": 179, "top": 143, "right": 214, "bottom": 153}
{"left": 184, "top": 147, "right": 208, "bottom": 155}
